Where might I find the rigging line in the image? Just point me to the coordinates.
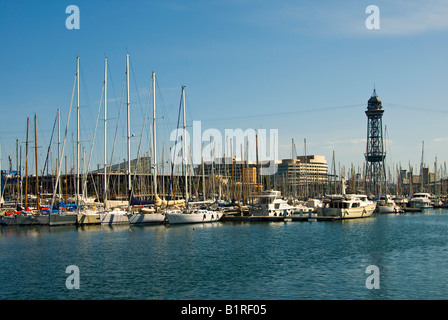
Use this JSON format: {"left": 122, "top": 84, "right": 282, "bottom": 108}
{"left": 154, "top": 76, "right": 172, "bottom": 130}
{"left": 199, "top": 103, "right": 362, "bottom": 124}
{"left": 388, "top": 103, "right": 448, "bottom": 114}
{"left": 109, "top": 71, "right": 126, "bottom": 171}
{"left": 130, "top": 74, "right": 153, "bottom": 196}
{"left": 105, "top": 58, "right": 121, "bottom": 112}
{"left": 82, "top": 85, "right": 104, "bottom": 201}
{"left": 78, "top": 62, "right": 96, "bottom": 146}
{"left": 41, "top": 111, "right": 58, "bottom": 177}
{"left": 142, "top": 71, "right": 153, "bottom": 154}
{"left": 129, "top": 56, "right": 146, "bottom": 122}
{"left": 167, "top": 92, "right": 184, "bottom": 202}
{"left": 50, "top": 68, "right": 77, "bottom": 210}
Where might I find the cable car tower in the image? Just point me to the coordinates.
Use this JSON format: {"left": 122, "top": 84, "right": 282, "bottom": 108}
{"left": 364, "top": 88, "right": 386, "bottom": 196}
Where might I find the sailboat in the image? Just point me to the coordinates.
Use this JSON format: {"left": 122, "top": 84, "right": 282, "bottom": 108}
{"left": 99, "top": 55, "right": 132, "bottom": 225}
{"left": 165, "top": 86, "right": 222, "bottom": 225}
{"left": 77, "top": 58, "right": 108, "bottom": 225}
{"left": 127, "top": 71, "right": 165, "bottom": 225}
{"left": 1, "top": 118, "right": 40, "bottom": 226}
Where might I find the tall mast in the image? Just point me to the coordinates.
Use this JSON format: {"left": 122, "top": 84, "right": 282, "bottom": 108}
{"left": 231, "top": 139, "right": 234, "bottom": 201}
{"left": 201, "top": 143, "right": 205, "bottom": 200}
{"left": 104, "top": 57, "right": 108, "bottom": 204}
{"left": 25, "top": 117, "right": 29, "bottom": 208}
{"left": 126, "top": 54, "right": 131, "bottom": 204}
{"left": 152, "top": 72, "right": 157, "bottom": 197}
{"left": 34, "top": 114, "right": 40, "bottom": 211}
{"left": 76, "top": 56, "right": 80, "bottom": 212}
{"left": 16, "top": 139, "right": 19, "bottom": 205}
{"left": 57, "top": 108, "right": 61, "bottom": 206}
{"left": 182, "top": 85, "right": 188, "bottom": 202}
{"left": 241, "top": 144, "right": 245, "bottom": 204}
{"left": 304, "top": 138, "right": 308, "bottom": 199}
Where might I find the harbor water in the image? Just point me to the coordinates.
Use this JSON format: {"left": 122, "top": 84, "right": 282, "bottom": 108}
{"left": 1, "top": 209, "right": 448, "bottom": 300}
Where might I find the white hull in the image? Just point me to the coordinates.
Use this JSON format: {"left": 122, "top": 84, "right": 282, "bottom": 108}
{"left": 77, "top": 212, "right": 102, "bottom": 225}
{"left": 128, "top": 213, "right": 165, "bottom": 224}
{"left": 408, "top": 193, "right": 433, "bottom": 209}
{"left": 99, "top": 210, "right": 130, "bottom": 224}
{"left": 250, "top": 207, "right": 302, "bottom": 217}
{"left": 322, "top": 203, "right": 376, "bottom": 219}
{"left": 408, "top": 201, "right": 433, "bottom": 209}
{"left": 166, "top": 211, "right": 222, "bottom": 224}
{"left": 378, "top": 205, "right": 397, "bottom": 213}
{"left": 249, "top": 190, "right": 302, "bottom": 217}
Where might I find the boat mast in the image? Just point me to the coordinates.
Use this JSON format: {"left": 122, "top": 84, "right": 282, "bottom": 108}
{"left": 182, "top": 85, "right": 188, "bottom": 203}
{"left": 25, "top": 117, "right": 29, "bottom": 208}
{"left": 201, "top": 143, "right": 205, "bottom": 200}
{"left": 16, "top": 139, "right": 19, "bottom": 205}
{"left": 34, "top": 114, "right": 40, "bottom": 211}
{"left": 241, "top": 144, "right": 245, "bottom": 204}
{"left": 304, "top": 138, "right": 308, "bottom": 199}
{"left": 76, "top": 56, "right": 80, "bottom": 213}
{"left": 104, "top": 57, "right": 108, "bottom": 205}
{"left": 152, "top": 72, "right": 157, "bottom": 198}
{"left": 231, "top": 139, "right": 234, "bottom": 201}
{"left": 57, "top": 108, "right": 61, "bottom": 207}
{"left": 126, "top": 54, "right": 131, "bottom": 206}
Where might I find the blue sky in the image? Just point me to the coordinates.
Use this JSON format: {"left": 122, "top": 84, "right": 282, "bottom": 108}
{"left": 1, "top": 0, "right": 448, "bottom": 177}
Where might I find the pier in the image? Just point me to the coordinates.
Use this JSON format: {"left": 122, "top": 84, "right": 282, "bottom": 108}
{"left": 220, "top": 214, "right": 342, "bottom": 222}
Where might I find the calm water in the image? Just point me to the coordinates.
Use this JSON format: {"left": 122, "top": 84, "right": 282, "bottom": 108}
{"left": 1, "top": 209, "right": 448, "bottom": 300}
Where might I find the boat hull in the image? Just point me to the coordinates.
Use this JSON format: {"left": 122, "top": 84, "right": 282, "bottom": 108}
{"left": 49, "top": 213, "right": 78, "bottom": 226}
{"left": 166, "top": 211, "right": 222, "bottom": 224}
{"left": 128, "top": 213, "right": 165, "bottom": 224}
{"left": 99, "top": 211, "right": 130, "bottom": 224}
{"left": 322, "top": 203, "right": 376, "bottom": 219}
{"left": 378, "top": 205, "right": 398, "bottom": 214}
{"left": 408, "top": 202, "right": 433, "bottom": 209}
{"left": 77, "top": 213, "right": 101, "bottom": 225}
{"left": 1, "top": 214, "right": 42, "bottom": 226}
{"left": 2, "top": 214, "right": 48, "bottom": 226}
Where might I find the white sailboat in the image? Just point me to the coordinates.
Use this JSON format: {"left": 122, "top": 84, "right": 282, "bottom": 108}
{"left": 165, "top": 86, "right": 222, "bottom": 224}
{"left": 100, "top": 54, "right": 133, "bottom": 225}
{"left": 128, "top": 71, "right": 165, "bottom": 225}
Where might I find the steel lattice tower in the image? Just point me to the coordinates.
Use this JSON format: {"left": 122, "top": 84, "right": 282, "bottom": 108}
{"left": 364, "top": 88, "right": 386, "bottom": 196}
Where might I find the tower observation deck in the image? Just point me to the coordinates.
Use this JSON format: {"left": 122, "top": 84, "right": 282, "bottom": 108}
{"left": 364, "top": 88, "right": 386, "bottom": 196}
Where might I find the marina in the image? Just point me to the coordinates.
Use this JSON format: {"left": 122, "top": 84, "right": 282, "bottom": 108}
{"left": 2, "top": 1, "right": 448, "bottom": 305}
{"left": 2, "top": 208, "right": 448, "bottom": 300}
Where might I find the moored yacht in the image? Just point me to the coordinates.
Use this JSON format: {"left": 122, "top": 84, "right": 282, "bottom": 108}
{"left": 408, "top": 193, "right": 433, "bottom": 209}
{"left": 321, "top": 194, "right": 376, "bottom": 219}
{"left": 99, "top": 208, "right": 130, "bottom": 225}
{"left": 165, "top": 207, "right": 222, "bottom": 224}
{"left": 249, "top": 190, "right": 302, "bottom": 217}
{"left": 128, "top": 207, "right": 166, "bottom": 225}
{"left": 377, "top": 194, "right": 401, "bottom": 213}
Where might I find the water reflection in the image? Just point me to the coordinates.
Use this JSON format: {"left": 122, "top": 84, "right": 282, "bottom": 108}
{"left": 2, "top": 209, "right": 448, "bottom": 299}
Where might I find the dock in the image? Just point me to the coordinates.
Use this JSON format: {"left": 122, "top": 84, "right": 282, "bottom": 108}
{"left": 403, "top": 207, "right": 423, "bottom": 212}
{"left": 220, "top": 214, "right": 342, "bottom": 222}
